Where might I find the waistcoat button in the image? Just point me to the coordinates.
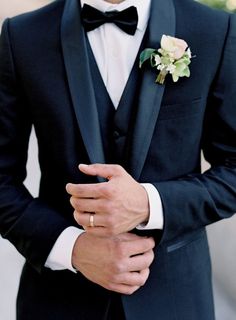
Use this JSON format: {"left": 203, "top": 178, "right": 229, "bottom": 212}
{"left": 113, "top": 130, "right": 120, "bottom": 139}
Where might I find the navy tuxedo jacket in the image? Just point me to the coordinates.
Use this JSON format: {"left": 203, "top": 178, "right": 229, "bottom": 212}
{"left": 0, "top": 0, "right": 236, "bottom": 319}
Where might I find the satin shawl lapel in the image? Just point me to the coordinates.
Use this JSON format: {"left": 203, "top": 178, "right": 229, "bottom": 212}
{"left": 129, "top": 0, "right": 176, "bottom": 180}
{"left": 61, "top": 0, "right": 105, "bottom": 179}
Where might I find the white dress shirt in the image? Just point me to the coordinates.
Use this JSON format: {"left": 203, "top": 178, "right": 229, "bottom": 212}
{"left": 45, "top": 0, "right": 164, "bottom": 272}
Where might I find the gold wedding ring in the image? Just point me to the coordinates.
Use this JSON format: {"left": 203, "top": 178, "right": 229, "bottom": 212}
{"left": 89, "top": 214, "right": 95, "bottom": 227}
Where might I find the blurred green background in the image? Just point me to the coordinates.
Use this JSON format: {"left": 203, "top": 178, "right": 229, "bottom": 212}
{"left": 199, "top": 0, "right": 236, "bottom": 11}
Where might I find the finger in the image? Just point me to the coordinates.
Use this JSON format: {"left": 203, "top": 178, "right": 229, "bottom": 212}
{"left": 70, "top": 197, "right": 107, "bottom": 213}
{"left": 125, "top": 237, "right": 155, "bottom": 256}
{"left": 66, "top": 182, "right": 106, "bottom": 198}
{"left": 127, "top": 250, "right": 155, "bottom": 272}
{"left": 105, "top": 283, "right": 140, "bottom": 295}
{"left": 111, "top": 268, "right": 150, "bottom": 287}
{"left": 122, "top": 269, "right": 150, "bottom": 286}
{"left": 73, "top": 211, "right": 106, "bottom": 228}
{"left": 78, "top": 163, "right": 125, "bottom": 180}
{"left": 116, "top": 233, "right": 148, "bottom": 241}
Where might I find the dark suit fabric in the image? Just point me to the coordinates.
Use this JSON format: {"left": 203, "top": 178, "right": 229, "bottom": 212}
{"left": 0, "top": 0, "right": 236, "bottom": 319}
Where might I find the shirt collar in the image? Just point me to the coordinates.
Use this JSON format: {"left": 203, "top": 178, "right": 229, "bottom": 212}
{"left": 80, "top": 0, "right": 151, "bottom": 31}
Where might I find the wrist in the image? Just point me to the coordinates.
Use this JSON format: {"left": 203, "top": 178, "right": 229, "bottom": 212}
{"left": 71, "top": 232, "right": 85, "bottom": 271}
{"left": 140, "top": 185, "right": 150, "bottom": 224}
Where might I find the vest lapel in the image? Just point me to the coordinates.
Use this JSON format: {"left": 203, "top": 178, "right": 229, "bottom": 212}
{"left": 128, "top": 0, "right": 176, "bottom": 180}
{"left": 61, "top": 0, "right": 105, "bottom": 179}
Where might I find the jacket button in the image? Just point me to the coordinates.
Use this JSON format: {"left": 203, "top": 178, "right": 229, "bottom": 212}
{"left": 113, "top": 130, "right": 120, "bottom": 139}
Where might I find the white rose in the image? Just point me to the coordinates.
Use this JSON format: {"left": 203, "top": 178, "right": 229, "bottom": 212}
{"left": 161, "top": 35, "right": 188, "bottom": 60}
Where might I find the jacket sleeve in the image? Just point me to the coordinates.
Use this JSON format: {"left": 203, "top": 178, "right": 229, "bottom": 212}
{"left": 0, "top": 19, "right": 72, "bottom": 273}
{"left": 154, "top": 14, "right": 236, "bottom": 244}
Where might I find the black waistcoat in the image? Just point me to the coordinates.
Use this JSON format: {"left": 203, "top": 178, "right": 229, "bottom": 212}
{"left": 86, "top": 39, "right": 143, "bottom": 169}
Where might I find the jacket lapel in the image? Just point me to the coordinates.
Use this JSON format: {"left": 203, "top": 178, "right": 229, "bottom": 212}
{"left": 129, "top": 0, "right": 176, "bottom": 180}
{"left": 61, "top": 0, "right": 176, "bottom": 180}
{"left": 61, "top": 0, "right": 106, "bottom": 174}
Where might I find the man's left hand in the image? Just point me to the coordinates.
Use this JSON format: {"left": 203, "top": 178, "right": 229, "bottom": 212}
{"left": 66, "top": 164, "right": 149, "bottom": 236}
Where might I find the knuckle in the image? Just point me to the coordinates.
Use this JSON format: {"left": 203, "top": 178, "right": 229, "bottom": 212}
{"left": 124, "top": 289, "right": 132, "bottom": 296}
{"left": 149, "top": 237, "right": 156, "bottom": 248}
{"left": 106, "top": 282, "right": 115, "bottom": 291}
{"left": 101, "top": 184, "right": 116, "bottom": 198}
{"left": 111, "top": 261, "right": 124, "bottom": 274}
{"left": 148, "top": 250, "right": 155, "bottom": 265}
{"left": 73, "top": 211, "right": 80, "bottom": 222}
{"left": 98, "top": 183, "right": 107, "bottom": 194}
{"left": 136, "top": 269, "right": 149, "bottom": 287}
{"left": 114, "top": 164, "right": 124, "bottom": 175}
{"left": 143, "top": 238, "right": 155, "bottom": 251}
{"left": 106, "top": 215, "right": 114, "bottom": 227}
{"left": 124, "top": 286, "right": 139, "bottom": 295}
{"left": 143, "top": 269, "right": 150, "bottom": 283}
{"left": 109, "top": 273, "right": 119, "bottom": 283}
{"left": 142, "top": 251, "right": 154, "bottom": 268}
{"left": 150, "top": 250, "right": 155, "bottom": 261}
{"left": 139, "top": 277, "right": 146, "bottom": 286}
{"left": 116, "top": 262, "right": 124, "bottom": 273}
{"left": 71, "top": 199, "right": 84, "bottom": 212}
{"left": 115, "top": 242, "right": 126, "bottom": 258}
{"left": 69, "top": 197, "right": 76, "bottom": 208}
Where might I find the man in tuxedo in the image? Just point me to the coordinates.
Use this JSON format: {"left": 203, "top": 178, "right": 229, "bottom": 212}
{"left": 0, "top": 0, "right": 236, "bottom": 319}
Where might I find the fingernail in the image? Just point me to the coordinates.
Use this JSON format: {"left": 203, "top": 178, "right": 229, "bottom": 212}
{"left": 79, "top": 164, "right": 89, "bottom": 169}
{"left": 65, "top": 183, "right": 71, "bottom": 191}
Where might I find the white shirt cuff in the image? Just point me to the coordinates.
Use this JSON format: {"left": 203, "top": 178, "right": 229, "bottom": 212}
{"left": 45, "top": 226, "right": 84, "bottom": 273}
{"left": 137, "top": 183, "right": 164, "bottom": 230}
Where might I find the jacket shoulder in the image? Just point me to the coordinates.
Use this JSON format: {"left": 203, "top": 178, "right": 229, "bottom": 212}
{"left": 174, "top": 0, "right": 230, "bottom": 26}
{"left": 5, "top": 0, "right": 65, "bottom": 36}
{"left": 1, "top": 0, "right": 66, "bottom": 52}
{"left": 174, "top": 0, "right": 231, "bottom": 46}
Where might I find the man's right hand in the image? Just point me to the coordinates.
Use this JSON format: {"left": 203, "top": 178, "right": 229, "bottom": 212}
{"left": 72, "top": 232, "right": 155, "bottom": 295}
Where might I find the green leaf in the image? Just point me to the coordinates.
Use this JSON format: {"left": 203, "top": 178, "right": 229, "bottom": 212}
{"left": 139, "top": 49, "right": 156, "bottom": 68}
{"left": 182, "top": 66, "right": 190, "bottom": 77}
{"left": 172, "top": 73, "right": 179, "bottom": 82}
{"left": 174, "top": 62, "right": 186, "bottom": 75}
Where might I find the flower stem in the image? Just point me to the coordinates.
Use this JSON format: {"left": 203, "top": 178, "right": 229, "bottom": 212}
{"left": 156, "top": 71, "right": 167, "bottom": 85}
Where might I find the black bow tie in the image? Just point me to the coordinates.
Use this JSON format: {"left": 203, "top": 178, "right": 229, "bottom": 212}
{"left": 81, "top": 4, "right": 138, "bottom": 36}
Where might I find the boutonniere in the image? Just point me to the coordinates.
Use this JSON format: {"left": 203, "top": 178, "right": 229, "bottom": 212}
{"left": 139, "top": 35, "right": 192, "bottom": 85}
